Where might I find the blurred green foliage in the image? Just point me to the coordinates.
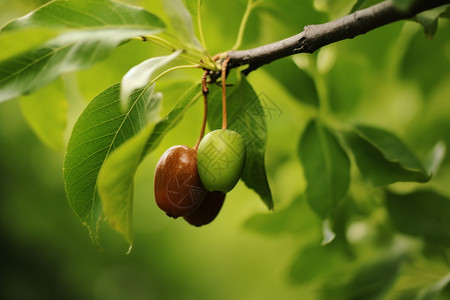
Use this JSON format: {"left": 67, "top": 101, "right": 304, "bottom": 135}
{"left": 1, "top": 0, "right": 450, "bottom": 299}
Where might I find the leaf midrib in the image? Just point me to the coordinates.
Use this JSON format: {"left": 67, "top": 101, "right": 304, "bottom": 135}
{"left": 88, "top": 86, "right": 150, "bottom": 223}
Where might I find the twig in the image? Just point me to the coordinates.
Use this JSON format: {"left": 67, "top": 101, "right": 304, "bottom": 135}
{"left": 225, "top": 0, "right": 450, "bottom": 75}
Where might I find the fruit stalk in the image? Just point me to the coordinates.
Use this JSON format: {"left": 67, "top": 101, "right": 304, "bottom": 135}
{"left": 221, "top": 57, "right": 230, "bottom": 130}
{"left": 194, "top": 70, "right": 210, "bottom": 151}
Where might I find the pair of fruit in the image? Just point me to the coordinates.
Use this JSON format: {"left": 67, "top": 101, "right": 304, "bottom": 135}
{"left": 154, "top": 129, "right": 246, "bottom": 226}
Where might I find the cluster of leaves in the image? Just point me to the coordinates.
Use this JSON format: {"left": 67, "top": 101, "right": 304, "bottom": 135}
{"left": 0, "top": 0, "right": 449, "bottom": 299}
{"left": 244, "top": 1, "right": 450, "bottom": 299}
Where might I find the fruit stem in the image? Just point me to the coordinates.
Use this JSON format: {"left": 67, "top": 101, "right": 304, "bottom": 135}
{"left": 139, "top": 35, "right": 177, "bottom": 51}
{"left": 221, "top": 57, "right": 230, "bottom": 130}
{"left": 194, "top": 70, "right": 210, "bottom": 151}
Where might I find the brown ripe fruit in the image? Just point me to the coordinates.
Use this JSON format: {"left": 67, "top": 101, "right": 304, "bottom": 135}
{"left": 154, "top": 145, "right": 207, "bottom": 218}
{"left": 184, "top": 191, "right": 225, "bottom": 227}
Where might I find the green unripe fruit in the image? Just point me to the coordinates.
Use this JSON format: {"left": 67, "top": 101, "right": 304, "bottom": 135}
{"left": 197, "top": 129, "right": 246, "bottom": 193}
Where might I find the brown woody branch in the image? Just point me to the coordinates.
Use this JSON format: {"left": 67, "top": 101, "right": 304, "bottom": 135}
{"left": 223, "top": 0, "right": 450, "bottom": 75}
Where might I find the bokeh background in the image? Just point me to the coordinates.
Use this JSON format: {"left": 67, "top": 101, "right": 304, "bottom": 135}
{"left": 1, "top": 0, "right": 449, "bottom": 299}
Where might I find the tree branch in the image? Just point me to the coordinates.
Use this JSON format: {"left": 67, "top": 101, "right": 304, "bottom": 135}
{"left": 225, "top": 0, "right": 450, "bottom": 75}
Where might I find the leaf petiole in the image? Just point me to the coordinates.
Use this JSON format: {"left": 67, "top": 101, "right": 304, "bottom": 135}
{"left": 196, "top": 0, "right": 215, "bottom": 65}
{"left": 221, "top": 57, "right": 230, "bottom": 129}
{"left": 139, "top": 34, "right": 178, "bottom": 51}
{"left": 193, "top": 70, "right": 209, "bottom": 151}
{"left": 139, "top": 34, "right": 217, "bottom": 70}
{"left": 231, "top": 0, "right": 262, "bottom": 51}
{"left": 148, "top": 64, "right": 201, "bottom": 87}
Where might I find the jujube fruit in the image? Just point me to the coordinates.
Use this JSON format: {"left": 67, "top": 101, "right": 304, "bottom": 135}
{"left": 154, "top": 145, "right": 207, "bottom": 218}
{"left": 197, "top": 129, "right": 246, "bottom": 193}
{"left": 184, "top": 191, "right": 226, "bottom": 227}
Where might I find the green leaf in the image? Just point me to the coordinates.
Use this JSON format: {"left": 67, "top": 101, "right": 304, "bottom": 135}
{"left": 207, "top": 76, "right": 273, "bottom": 209}
{"left": 268, "top": 57, "right": 318, "bottom": 107}
{"left": 184, "top": 0, "right": 200, "bottom": 16}
{"left": 425, "top": 141, "right": 446, "bottom": 176}
{"left": 413, "top": 5, "right": 450, "bottom": 39}
{"left": 244, "top": 194, "right": 317, "bottom": 236}
{"left": 0, "top": 29, "right": 58, "bottom": 62}
{"left": 121, "top": 50, "right": 182, "bottom": 107}
{"left": 321, "top": 219, "right": 336, "bottom": 245}
{"left": 0, "top": 0, "right": 165, "bottom": 103}
{"left": 416, "top": 273, "right": 450, "bottom": 300}
{"left": 344, "top": 125, "right": 430, "bottom": 185}
{"left": 63, "top": 83, "right": 155, "bottom": 245}
{"left": 386, "top": 190, "right": 450, "bottom": 247}
{"left": 162, "top": 0, "right": 203, "bottom": 51}
{"left": 321, "top": 254, "right": 405, "bottom": 300}
{"left": 441, "top": 5, "right": 450, "bottom": 18}
{"left": 98, "top": 121, "right": 158, "bottom": 246}
{"left": 142, "top": 84, "right": 201, "bottom": 156}
{"left": 298, "top": 119, "right": 350, "bottom": 219}
{"left": 0, "top": 29, "right": 160, "bottom": 103}
{"left": 2, "top": 0, "right": 165, "bottom": 32}
{"left": 328, "top": 55, "right": 368, "bottom": 114}
{"left": 19, "top": 78, "right": 67, "bottom": 151}
{"left": 289, "top": 243, "right": 347, "bottom": 284}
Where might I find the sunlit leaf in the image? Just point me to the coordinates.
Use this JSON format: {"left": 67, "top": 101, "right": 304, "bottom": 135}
{"left": 344, "top": 125, "right": 430, "bottom": 185}
{"left": 19, "top": 78, "right": 67, "bottom": 150}
{"left": 184, "top": 0, "right": 200, "bottom": 16}
{"left": 208, "top": 76, "right": 273, "bottom": 209}
{"left": 0, "top": 0, "right": 165, "bottom": 103}
{"left": 386, "top": 190, "right": 450, "bottom": 246}
{"left": 0, "top": 29, "right": 161, "bottom": 103}
{"left": 425, "top": 140, "right": 446, "bottom": 176}
{"left": 1, "top": 0, "right": 165, "bottom": 32}
{"left": 64, "top": 83, "right": 155, "bottom": 245}
{"left": 416, "top": 273, "right": 450, "bottom": 300}
{"left": 0, "top": 29, "right": 57, "bottom": 61}
{"left": 98, "top": 122, "right": 157, "bottom": 246}
{"left": 298, "top": 119, "right": 350, "bottom": 218}
{"left": 162, "top": 0, "right": 203, "bottom": 51}
{"left": 120, "top": 50, "right": 182, "bottom": 107}
{"left": 321, "top": 219, "right": 336, "bottom": 245}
